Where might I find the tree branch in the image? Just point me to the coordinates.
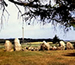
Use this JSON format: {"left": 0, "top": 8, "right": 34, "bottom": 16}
{"left": 9, "top": 0, "right": 28, "bottom": 6}
{"left": 8, "top": 0, "right": 48, "bottom": 8}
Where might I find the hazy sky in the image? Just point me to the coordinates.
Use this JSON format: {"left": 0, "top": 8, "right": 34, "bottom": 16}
{"left": 0, "top": 0, "right": 75, "bottom": 40}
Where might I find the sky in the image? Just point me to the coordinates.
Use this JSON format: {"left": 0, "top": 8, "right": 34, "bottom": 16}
{"left": 0, "top": 0, "right": 75, "bottom": 40}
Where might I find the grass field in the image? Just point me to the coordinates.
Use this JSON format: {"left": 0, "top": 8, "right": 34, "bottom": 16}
{"left": 0, "top": 42, "right": 75, "bottom": 65}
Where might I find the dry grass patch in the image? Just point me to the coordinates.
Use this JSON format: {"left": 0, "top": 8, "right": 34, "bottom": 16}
{"left": 0, "top": 42, "right": 75, "bottom": 65}
{"left": 0, "top": 49, "right": 75, "bottom": 65}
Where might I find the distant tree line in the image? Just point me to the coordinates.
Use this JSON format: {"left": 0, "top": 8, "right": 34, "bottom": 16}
{"left": 0, "top": 38, "right": 53, "bottom": 44}
{"left": 0, "top": 36, "right": 75, "bottom": 44}
{"left": 0, "top": 35, "right": 62, "bottom": 44}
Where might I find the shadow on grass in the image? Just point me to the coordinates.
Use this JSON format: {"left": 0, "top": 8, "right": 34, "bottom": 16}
{"left": 64, "top": 53, "right": 75, "bottom": 57}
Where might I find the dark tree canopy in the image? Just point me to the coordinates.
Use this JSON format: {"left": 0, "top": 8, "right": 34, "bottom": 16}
{"left": 0, "top": 0, "right": 75, "bottom": 30}
{"left": 53, "top": 35, "right": 60, "bottom": 43}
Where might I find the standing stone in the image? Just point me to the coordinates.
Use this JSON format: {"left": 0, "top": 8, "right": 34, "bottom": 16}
{"left": 66, "top": 42, "right": 74, "bottom": 50}
{"left": 4, "top": 40, "right": 13, "bottom": 51}
{"left": 14, "top": 38, "right": 22, "bottom": 51}
{"left": 59, "top": 41, "right": 65, "bottom": 50}
{"left": 40, "top": 41, "right": 50, "bottom": 51}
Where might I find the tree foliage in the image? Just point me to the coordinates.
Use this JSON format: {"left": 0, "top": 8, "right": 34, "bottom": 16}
{"left": 52, "top": 35, "right": 60, "bottom": 43}
{"left": 0, "top": 0, "right": 75, "bottom": 29}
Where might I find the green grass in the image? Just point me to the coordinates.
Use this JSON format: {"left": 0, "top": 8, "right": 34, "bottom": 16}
{"left": 21, "top": 42, "right": 55, "bottom": 48}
